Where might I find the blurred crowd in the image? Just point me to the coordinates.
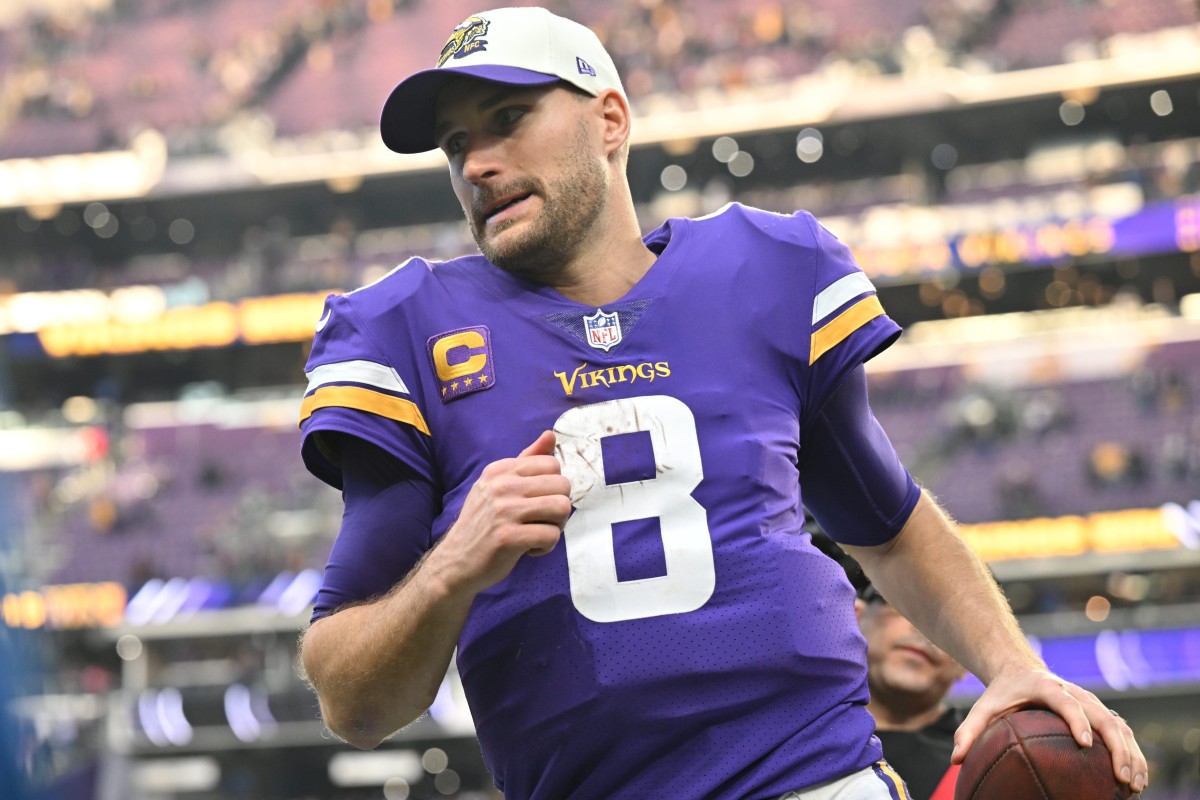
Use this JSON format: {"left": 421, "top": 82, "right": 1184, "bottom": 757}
{"left": 12, "top": 396, "right": 340, "bottom": 596}
{"left": 0, "top": 0, "right": 1197, "bottom": 315}
{"left": 4, "top": 130, "right": 1199, "bottom": 314}
{"left": 0, "top": 0, "right": 1195, "bottom": 159}
{"left": 865, "top": 342, "right": 1200, "bottom": 526}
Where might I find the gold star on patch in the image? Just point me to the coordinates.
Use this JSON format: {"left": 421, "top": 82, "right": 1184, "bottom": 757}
{"left": 464, "top": 377, "right": 474, "bottom": 387}
{"left": 441, "top": 386, "right": 447, "bottom": 396}
{"left": 479, "top": 375, "right": 489, "bottom": 384}
{"left": 450, "top": 381, "right": 459, "bottom": 391}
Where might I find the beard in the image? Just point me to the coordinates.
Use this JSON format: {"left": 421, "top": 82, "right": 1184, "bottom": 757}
{"left": 468, "top": 122, "right": 609, "bottom": 283}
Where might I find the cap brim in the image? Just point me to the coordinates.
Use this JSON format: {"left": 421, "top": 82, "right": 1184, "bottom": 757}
{"left": 380, "top": 65, "right": 561, "bottom": 154}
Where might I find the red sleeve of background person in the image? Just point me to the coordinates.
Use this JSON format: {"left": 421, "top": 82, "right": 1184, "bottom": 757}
{"left": 930, "top": 764, "right": 960, "bottom": 800}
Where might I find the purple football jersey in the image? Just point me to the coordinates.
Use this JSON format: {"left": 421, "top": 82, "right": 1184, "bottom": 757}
{"left": 300, "top": 204, "right": 904, "bottom": 799}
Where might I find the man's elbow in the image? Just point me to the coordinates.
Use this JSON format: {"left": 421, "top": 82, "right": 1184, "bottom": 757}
{"left": 299, "top": 618, "right": 438, "bottom": 749}
{"left": 322, "top": 707, "right": 392, "bottom": 750}
{"left": 313, "top": 687, "right": 432, "bottom": 750}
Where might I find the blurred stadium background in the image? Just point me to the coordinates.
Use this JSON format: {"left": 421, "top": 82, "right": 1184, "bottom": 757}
{"left": 1, "top": 0, "right": 1199, "bottom": 797}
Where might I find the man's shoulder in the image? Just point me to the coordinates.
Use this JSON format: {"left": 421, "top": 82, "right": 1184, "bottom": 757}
{"left": 342, "top": 253, "right": 488, "bottom": 316}
{"left": 685, "top": 202, "right": 822, "bottom": 247}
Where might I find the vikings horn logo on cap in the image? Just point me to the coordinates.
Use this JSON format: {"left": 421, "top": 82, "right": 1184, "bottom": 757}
{"left": 437, "top": 16, "right": 490, "bottom": 67}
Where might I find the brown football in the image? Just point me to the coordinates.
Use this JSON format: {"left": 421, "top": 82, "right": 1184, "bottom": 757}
{"left": 955, "top": 709, "right": 1139, "bottom": 800}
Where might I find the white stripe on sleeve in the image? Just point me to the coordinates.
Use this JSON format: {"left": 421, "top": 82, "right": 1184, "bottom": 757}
{"left": 812, "top": 272, "right": 877, "bottom": 326}
{"left": 305, "top": 360, "right": 410, "bottom": 395}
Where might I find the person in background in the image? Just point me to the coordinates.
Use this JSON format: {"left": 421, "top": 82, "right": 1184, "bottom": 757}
{"left": 811, "top": 528, "right": 965, "bottom": 800}
{"left": 858, "top": 579, "right": 966, "bottom": 800}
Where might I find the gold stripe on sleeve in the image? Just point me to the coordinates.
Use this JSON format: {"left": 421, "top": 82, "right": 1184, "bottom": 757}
{"left": 299, "top": 385, "right": 431, "bottom": 436}
{"left": 809, "top": 295, "right": 885, "bottom": 365}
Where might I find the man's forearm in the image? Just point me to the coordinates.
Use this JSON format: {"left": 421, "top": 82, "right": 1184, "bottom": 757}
{"left": 301, "top": 551, "right": 475, "bottom": 749}
{"left": 843, "top": 490, "right": 1045, "bottom": 685}
{"left": 301, "top": 431, "right": 572, "bottom": 749}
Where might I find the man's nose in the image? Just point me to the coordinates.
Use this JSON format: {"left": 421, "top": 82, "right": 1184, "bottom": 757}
{"left": 461, "top": 136, "right": 503, "bottom": 185}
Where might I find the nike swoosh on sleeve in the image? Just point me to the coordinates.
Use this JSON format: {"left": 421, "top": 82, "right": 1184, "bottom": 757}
{"left": 315, "top": 310, "right": 332, "bottom": 331}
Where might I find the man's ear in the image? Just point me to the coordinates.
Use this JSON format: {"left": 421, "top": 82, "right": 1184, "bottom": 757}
{"left": 854, "top": 598, "right": 866, "bottom": 622}
{"left": 596, "top": 88, "right": 631, "bottom": 158}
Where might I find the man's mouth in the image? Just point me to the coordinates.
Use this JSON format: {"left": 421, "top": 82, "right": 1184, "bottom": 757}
{"left": 895, "top": 644, "right": 939, "bottom": 665}
{"left": 483, "top": 192, "right": 534, "bottom": 224}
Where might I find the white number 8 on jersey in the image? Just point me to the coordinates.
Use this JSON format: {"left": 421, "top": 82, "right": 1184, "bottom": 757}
{"left": 553, "top": 395, "right": 715, "bottom": 623}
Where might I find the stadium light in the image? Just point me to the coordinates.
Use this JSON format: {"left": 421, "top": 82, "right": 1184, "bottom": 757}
{"left": 795, "top": 128, "right": 823, "bottom": 164}
{"left": 328, "top": 750, "right": 423, "bottom": 787}
{"left": 131, "top": 757, "right": 219, "bottom": 794}
{"left": 1059, "top": 100, "right": 1086, "bottom": 126}
{"left": 727, "top": 151, "right": 754, "bottom": 177}
{"left": 660, "top": 165, "right": 687, "bottom": 191}
{"left": 711, "top": 136, "right": 739, "bottom": 163}
{"left": 1150, "top": 89, "right": 1174, "bottom": 116}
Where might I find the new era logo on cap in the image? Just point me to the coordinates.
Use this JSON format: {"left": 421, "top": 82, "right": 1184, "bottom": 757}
{"left": 576, "top": 56, "right": 596, "bottom": 77}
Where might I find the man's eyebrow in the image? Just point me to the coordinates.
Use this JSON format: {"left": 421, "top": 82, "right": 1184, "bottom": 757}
{"left": 433, "top": 87, "right": 540, "bottom": 143}
{"left": 478, "top": 87, "right": 523, "bottom": 111}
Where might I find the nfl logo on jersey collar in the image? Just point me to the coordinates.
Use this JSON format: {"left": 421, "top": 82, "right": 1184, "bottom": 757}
{"left": 583, "top": 309, "right": 622, "bottom": 351}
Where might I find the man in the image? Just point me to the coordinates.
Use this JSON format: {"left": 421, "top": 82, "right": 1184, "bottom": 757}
{"left": 296, "top": 7, "right": 1146, "bottom": 799}
{"left": 858, "top": 581, "right": 966, "bottom": 800}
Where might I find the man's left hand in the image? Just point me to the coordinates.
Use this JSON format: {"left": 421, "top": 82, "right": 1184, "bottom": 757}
{"left": 952, "top": 668, "right": 1147, "bottom": 794}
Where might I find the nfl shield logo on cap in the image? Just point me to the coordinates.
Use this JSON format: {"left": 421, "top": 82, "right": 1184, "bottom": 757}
{"left": 584, "top": 309, "right": 622, "bottom": 351}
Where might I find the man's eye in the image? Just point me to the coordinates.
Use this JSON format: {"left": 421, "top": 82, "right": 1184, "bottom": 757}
{"left": 442, "top": 134, "right": 466, "bottom": 155}
{"left": 497, "top": 107, "right": 525, "bottom": 125}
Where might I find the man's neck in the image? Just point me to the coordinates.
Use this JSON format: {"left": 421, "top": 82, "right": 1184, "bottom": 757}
{"left": 550, "top": 203, "right": 656, "bottom": 307}
{"left": 552, "top": 242, "right": 656, "bottom": 307}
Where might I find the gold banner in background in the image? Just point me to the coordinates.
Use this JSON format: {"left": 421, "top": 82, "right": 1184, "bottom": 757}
{"left": 961, "top": 506, "right": 1186, "bottom": 562}
{"left": 35, "top": 292, "right": 333, "bottom": 357}
{"left": 2, "top": 582, "right": 127, "bottom": 630}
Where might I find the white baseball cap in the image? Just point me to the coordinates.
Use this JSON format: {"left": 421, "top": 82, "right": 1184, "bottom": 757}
{"left": 380, "top": 6, "right": 626, "bottom": 154}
